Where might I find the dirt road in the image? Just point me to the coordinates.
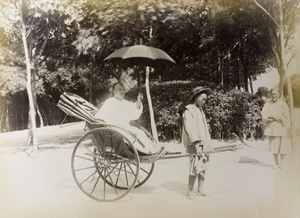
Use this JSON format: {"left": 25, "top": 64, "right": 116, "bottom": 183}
{"left": 0, "top": 123, "right": 299, "bottom": 218}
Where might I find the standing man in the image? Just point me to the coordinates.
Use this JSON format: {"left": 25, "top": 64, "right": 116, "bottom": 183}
{"left": 261, "top": 87, "right": 291, "bottom": 168}
{"left": 181, "top": 86, "right": 214, "bottom": 200}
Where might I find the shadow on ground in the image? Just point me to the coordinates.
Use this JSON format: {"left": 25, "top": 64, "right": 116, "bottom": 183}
{"left": 238, "top": 156, "right": 273, "bottom": 168}
{"left": 162, "top": 181, "right": 187, "bottom": 197}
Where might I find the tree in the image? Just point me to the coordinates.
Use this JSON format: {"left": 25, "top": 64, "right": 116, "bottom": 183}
{"left": 253, "top": 0, "right": 299, "bottom": 150}
{"left": 1, "top": 0, "right": 295, "bottom": 138}
{"left": 71, "top": 0, "right": 213, "bottom": 140}
{"left": 0, "top": 0, "right": 79, "bottom": 151}
{"left": 210, "top": 0, "right": 275, "bottom": 91}
{"left": 69, "top": 0, "right": 280, "bottom": 90}
{"left": 1, "top": 0, "right": 37, "bottom": 150}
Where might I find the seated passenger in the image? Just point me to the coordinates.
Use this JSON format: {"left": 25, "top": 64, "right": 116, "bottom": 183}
{"left": 95, "top": 82, "right": 161, "bottom": 154}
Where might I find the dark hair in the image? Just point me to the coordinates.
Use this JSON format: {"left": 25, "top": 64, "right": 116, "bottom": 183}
{"left": 192, "top": 91, "right": 207, "bottom": 103}
{"left": 270, "top": 87, "right": 279, "bottom": 94}
{"left": 112, "top": 82, "right": 123, "bottom": 90}
{"left": 111, "top": 82, "right": 124, "bottom": 97}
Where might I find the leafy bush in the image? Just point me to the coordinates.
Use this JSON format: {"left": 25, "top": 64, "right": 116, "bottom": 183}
{"left": 205, "top": 89, "right": 264, "bottom": 141}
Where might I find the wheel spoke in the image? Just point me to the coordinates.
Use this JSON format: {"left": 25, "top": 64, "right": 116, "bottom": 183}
{"left": 74, "top": 154, "right": 95, "bottom": 162}
{"left": 74, "top": 165, "right": 97, "bottom": 172}
{"left": 79, "top": 170, "right": 99, "bottom": 186}
{"left": 106, "top": 139, "right": 123, "bottom": 162}
{"left": 114, "top": 162, "right": 123, "bottom": 187}
{"left": 90, "top": 173, "right": 101, "bottom": 196}
{"left": 134, "top": 163, "right": 155, "bottom": 189}
{"left": 126, "top": 162, "right": 139, "bottom": 184}
{"left": 124, "top": 163, "right": 129, "bottom": 187}
{"left": 106, "top": 163, "right": 131, "bottom": 188}
{"left": 140, "top": 165, "right": 151, "bottom": 174}
{"left": 111, "top": 172, "right": 130, "bottom": 189}
{"left": 108, "top": 163, "right": 120, "bottom": 173}
{"left": 103, "top": 167, "right": 106, "bottom": 199}
{"left": 71, "top": 127, "right": 140, "bottom": 201}
{"left": 106, "top": 168, "right": 119, "bottom": 196}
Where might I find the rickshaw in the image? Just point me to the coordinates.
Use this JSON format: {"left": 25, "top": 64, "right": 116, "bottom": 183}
{"left": 58, "top": 92, "right": 240, "bottom": 202}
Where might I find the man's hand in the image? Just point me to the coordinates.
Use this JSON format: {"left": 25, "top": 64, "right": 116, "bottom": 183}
{"left": 268, "top": 115, "right": 281, "bottom": 122}
{"left": 195, "top": 142, "right": 203, "bottom": 156}
{"left": 136, "top": 92, "right": 143, "bottom": 109}
{"left": 137, "top": 92, "right": 143, "bottom": 101}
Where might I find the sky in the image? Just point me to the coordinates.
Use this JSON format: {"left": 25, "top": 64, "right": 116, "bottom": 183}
{"left": 252, "top": 68, "right": 280, "bottom": 92}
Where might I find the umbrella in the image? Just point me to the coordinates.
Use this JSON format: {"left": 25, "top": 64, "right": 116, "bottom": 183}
{"left": 104, "top": 44, "right": 175, "bottom": 141}
{"left": 104, "top": 44, "right": 175, "bottom": 67}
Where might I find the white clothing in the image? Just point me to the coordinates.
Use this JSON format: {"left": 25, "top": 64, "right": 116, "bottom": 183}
{"left": 95, "top": 97, "right": 143, "bottom": 127}
{"left": 182, "top": 104, "right": 213, "bottom": 153}
{"left": 95, "top": 97, "right": 159, "bottom": 154}
{"left": 261, "top": 99, "right": 290, "bottom": 136}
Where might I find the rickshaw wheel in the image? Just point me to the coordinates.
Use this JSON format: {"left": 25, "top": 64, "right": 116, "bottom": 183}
{"left": 95, "top": 156, "right": 155, "bottom": 190}
{"left": 134, "top": 162, "right": 154, "bottom": 188}
{"left": 71, "top": 127, "right": 140, "bottom": 202}
{"left": 92, "top": 143, "right": 155, "bottom": 189}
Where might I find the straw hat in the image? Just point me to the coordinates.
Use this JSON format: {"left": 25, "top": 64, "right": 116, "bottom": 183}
{"left": 189, "top": 86, "right": 213, "bottom": 101}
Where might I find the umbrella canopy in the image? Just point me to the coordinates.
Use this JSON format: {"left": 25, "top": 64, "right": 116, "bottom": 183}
{"left": 104, "top": 44, "right": 175, "bottom": 67}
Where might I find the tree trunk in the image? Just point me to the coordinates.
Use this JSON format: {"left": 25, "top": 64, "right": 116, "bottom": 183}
{"left": 240, "top": 38, "right": 249, "bottom": 92}
{"left": 37, "top": 106, "right": 44, "bottom": 127}
{"left": 249, "top": 76, "right": 253, "bottom": 93}
{"left": 278, "top": 67, "right": 285, "bottom": 96}
{"left": 138, "top": 71, "right": 141, "bottom": 88}
{"left": 5, "top": 105, "right": 10, "bottom": 132}
{"left": 218, "top": 50, "right": 224, "bottom": 86}
{"left": 89, "top": 59, "right": 93, "bottom": 103}
{"left": 0, "top": 97, "right": 6, "bottom": 132}
{"left": 236, "top": 58, "right": 241, "bottom": 90}
{"left": 15, "top": 109, "right": 18, "bottom": 130}
{"left": 20, "top": 3, "right": 38, "bottom": 151}
{"left": 0, "top": 97, "right": 10, "bottom": 132}
{"left": 278, "top": 0, "right": 295, "bottom": 148}
{"left": 145, "top": 66, "right": 158, "bottom": 141}
{"left": 31, "top": 68, "right": 42, "bottom": 128}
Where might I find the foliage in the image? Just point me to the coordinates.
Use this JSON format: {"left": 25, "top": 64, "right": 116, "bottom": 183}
{"left": 211, "top": 0, "right": 275, "bottom": 89}
{"left": 72, "top": 0, "right": 277, "bottom": 89}
{"left": 0, "top": 0, "right": 299, "bottom": 134}
{"left": 0, "top": 65, "right": 26, "bottom": 96}
{"left": 290, "top": 73, "right": 300, "bottom": 108}
{"left": 205, "top": 89, "right": 264, "bottom": 140}
{"left": 127, "top": 81, "right": 265, "bottom": 141}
